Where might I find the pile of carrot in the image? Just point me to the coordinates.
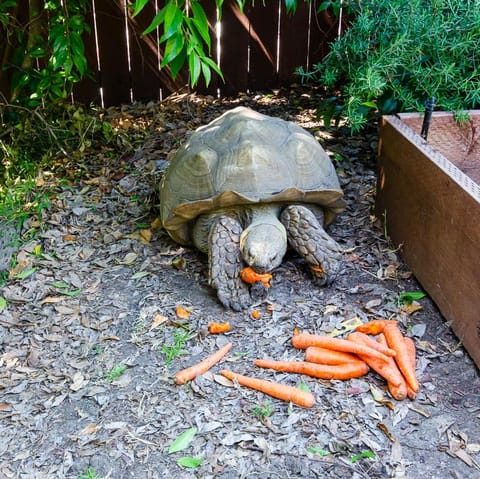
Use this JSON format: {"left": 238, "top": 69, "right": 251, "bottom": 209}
{"left": 172, "top": 319, "right": 419, "bottom": 406}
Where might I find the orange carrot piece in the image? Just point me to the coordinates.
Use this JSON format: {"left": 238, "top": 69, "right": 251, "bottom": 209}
{"left": 240, "top": 267, "right": 272, "bottom": 288}
{"left": 377, "top": 334, "right": 408, "bottom": 400}
{"left": 208, "top": 322, "right": 232, "bottom": 334}
{"left": 292, "top": 333, "right": 391, "bottom": 362}
{"left": 403, "top": 336, "right": 418, "bottom": 399}
{"left": 355, "top": 319, "right": 398, "bottom": 336}
{"left": 349, "top": 333, "right": 405, "bottom": 388}
{"left": 346, "top": 331, "right": 397, "bottom": 357}
{"left": 174, "top": 342, "right": 232, "bottom": 384}
{"left": 383, "top": 325, "right": 419, "bottom": 393}
{"left": 254, "top": 358, "right": 369, "bottom": 380}
{"left": 305, "top": 346, "right": 362, "bottom": 365}
{"left": 221, "top": 369, "right": 315, "bottom": 408}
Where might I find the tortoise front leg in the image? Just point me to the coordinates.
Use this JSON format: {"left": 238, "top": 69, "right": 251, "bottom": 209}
{"left": 280, "top": 205, "right": 343, "bottom": 285}
{"left": 209, "top": 216, "right": 252, "bottom": 311}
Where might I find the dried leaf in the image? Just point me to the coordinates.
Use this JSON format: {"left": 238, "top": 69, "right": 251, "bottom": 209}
{"left": 62, "top": 234, "right": 78, "bottom": 241}
{"left": 175, "top": 305, "right": 191, "bottom": 319}
{"left": 139, "top": 228, "right": 152, "bottom": 242}
{"left": 150, "top": 314, "right": 168, "bottom": 330}
{"left": 118, "top": 252, "right": 138, "bottom": 265}
{"left": 151, "top": 217, "right": 162, "bottom": 229}
{"left": 80, "top": 423, "right": 99, "bottom": 435}
{"left": 70, "top": 372, "right": 88, "bottom": 391}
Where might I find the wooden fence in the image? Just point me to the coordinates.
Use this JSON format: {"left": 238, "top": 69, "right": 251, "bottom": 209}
{"left": 3, "top": 1, "right": 343, "bottom": 107}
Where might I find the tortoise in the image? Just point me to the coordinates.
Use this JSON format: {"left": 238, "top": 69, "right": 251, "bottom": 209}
{"left": 159, "top": 106, "right": 346, "bottom": 310}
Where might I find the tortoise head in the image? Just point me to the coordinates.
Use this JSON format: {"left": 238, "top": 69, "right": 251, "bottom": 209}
{"left": 239, "top": 220, "right": 287, "bottom": 273}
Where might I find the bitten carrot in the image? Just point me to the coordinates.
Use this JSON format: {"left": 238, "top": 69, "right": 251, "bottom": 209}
{"left": 174, "top": 342, "right": 232, "bottom": 384}
{"left": 254, "top": 359, "right": 369, "bottom": 380}
{"left": 221, "top": 369, "right": 315, "bottom": 408}
{"left": 240, "top": 267, "right": 272, "bottom": 288}
{"left": 305, "top": 346, "right": 362, "bottom": 365}
{"left": 403, "top": 336, "right": 418, "bottom": 399}
{"left": 292, "top": 333, "right": 391, "bottom": 362}
{"left": 377, "top": 334, "right": 408, "bottom": 400}
{"left": 383, "top": 325, "right": 419, "bottom": 393}
{"left": 208, "top": 322, "right": 231, "bottom": 334}
{"left": 355, "top": 319, "right": 398, "bottom": 336}
{"left": 346, "top": 332, "right": 397, "bottom": 358}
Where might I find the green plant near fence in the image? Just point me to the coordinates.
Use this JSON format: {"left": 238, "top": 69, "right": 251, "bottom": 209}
{"left": 298, "top": 0, "right": 480, "bottom": 131}
{"left": 1, "top": 0, "right": 89, "bottom": 106}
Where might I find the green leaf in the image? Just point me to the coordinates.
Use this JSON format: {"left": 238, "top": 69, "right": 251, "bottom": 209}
{"left": 307, "top": 446, "right": 329, "bottom": 456}
{"left": 161, "top": 33, "right": 185, "bottom": 65}
{"left": 160, "top": 2, "right": 184, "bottom": 42}
{"left": 131, "top": 0, "right": 149, "bottom": 17}
{"left": 297, "top": 382, "right": 311, "bottom": 392}
{"left": 317, "top": 1, "right": 331, "bottom": 12}
{"left": 361, "top": 101, "right": 377, "bottom": 109}
{"left": 143, "top": 7, "right": 167, "bottom": 35}
{"left": 190, "top": 2, "right": 211, "bottom": 49}
{"left": 397, "top": 291, "right": 426, "bottom": 305}
{"left": 284, "top": 0, "right": 297, "bottom": 13}
{"left": 177, "top": 456, "right": 203, "bottom": 468}
{"left": 168, "top": 427, "right": 198, "bottom": 454}
{"left": 188, "top": 52, "right": 202, "bottom": 86}
{"left": 0, "top": 297, "right": 7, "bottom": 312}
{"left": 350, "top": 450, "right": 375, "bottom": 463}
{"left": 13, "top": 267, "right": 37, "bottom": 280}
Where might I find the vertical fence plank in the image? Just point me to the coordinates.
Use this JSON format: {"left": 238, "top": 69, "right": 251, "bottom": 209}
{"left": 94, "top": 0, "right": 131, "bottom": 106}
{"left": 127, "top": 0, "right": 161, "bottom": 102}
{"left": 195, "top": 0, "right": 220, "bottom": 96}
{"left": 73, "top": 5, "right": 101, "bottom": 105}
{"left": 217, "top": 0, "right": 250, "bottom": 95}
{"left": 247, "top": 1, "right": 279, "bottom": 91}
{"left": 278, "top": 2, "right": 310, "bottom": 85}
{"left": 307, "top": 7, "right": 339, "bottom": 71}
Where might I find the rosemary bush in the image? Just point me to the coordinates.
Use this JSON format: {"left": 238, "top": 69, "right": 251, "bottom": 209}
{"left": 299, "top": 0, "right": 480, "bottom": 131}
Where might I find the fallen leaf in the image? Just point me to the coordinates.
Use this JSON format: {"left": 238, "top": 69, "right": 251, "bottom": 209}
{"left": 0, "top": 403, "right": 12, "bottom": 411}
{"left": 169, "top": 427, "right": 198, "bottom": 454}
{"left": 151, "top": 217, "right": 162, "bottom": 229}
{"left": 401, "top": 302, "right": 423, "bottom": 314}
{"left": 70, "top": 372, "right": 88, "bottom": 391}
{"left": 0, "top": 297, "right": 6, "bottom": 312}
{"left": 150, "top": 314, "right": 168, "bottom": 330}
{"left": 63, "top": 234, "right": 78, "bottom": 241}
{"left": 80, "top": 423, "right": 99, "bottom": 435}
{"left": 118, "top": 252, "right": 138, "bottom": 265}
{"left": 171, "top": 257, "right": 186, "bottom": 270}
{"left": 139, "top": 228, "right": 152, "bottom": 242}
{"left": 177, "top": 456, "right": 203, "bottom": 468}
{"left": 175, "top": 305, "right": 191, "bottom": 319}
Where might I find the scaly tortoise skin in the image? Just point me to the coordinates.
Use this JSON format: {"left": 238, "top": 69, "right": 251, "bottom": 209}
{"left": 159, "top": 106, "right": 346, "bottom": 310}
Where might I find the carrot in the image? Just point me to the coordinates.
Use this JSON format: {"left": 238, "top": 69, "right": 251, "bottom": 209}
{"left": 347, "top": 333, "right": 405, "bottom": 392}
{"left": 221, "top": 369, "right": 315, "bottom": 408}
{"left": 377, "top": 334, "right": 408, "bottom": 400}
{"left": 355, "top": 319, "right": 398, "bottom": 336}
{"left": 403, "top": 336, "right": 418, "bottom": 399}
{"left": 174, "top": 342, "right": 232, "bottom": 384}
{"left": 346, "top": 331, "right": 397, "bottom": 357}
{"left": 254, "top": 358, "right": 369, "bottom": 380}
{"left": 208, "top": 322, "right": 231, "bottom": 334}
{"left": 240, "top": 266, "right": 272, "bottom": 288}
{"left": 305, "top": 346, "right": 362, "bottom": 365}
{"left": 292, "top": 333, "right": 391, "bottom": 362}
{"left": 383, "top": 324, "right": 419, "bottom": 393}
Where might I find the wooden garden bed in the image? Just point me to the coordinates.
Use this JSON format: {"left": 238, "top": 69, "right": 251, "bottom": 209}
{"left": 376, "top": 111, "right": 480, "bottom": 367}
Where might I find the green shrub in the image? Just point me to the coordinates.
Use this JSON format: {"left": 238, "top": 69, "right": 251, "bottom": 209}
{"left": 298, "top": 0, "right": 480, "bottom": 131}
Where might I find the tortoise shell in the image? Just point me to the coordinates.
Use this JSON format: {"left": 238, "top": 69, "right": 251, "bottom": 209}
{"left": 160, "top": 106, "right": 346, "bottom": 245}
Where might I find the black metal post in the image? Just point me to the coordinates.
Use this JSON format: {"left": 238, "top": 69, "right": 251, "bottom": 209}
{"left": 421, "top": 96, "right": 435, "bottom": 140}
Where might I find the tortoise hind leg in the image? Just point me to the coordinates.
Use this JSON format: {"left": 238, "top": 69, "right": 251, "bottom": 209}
{"left": 209, "top": 216, "right": 252, "bottom": 311}
{"left": 280, "top": 205, "right": 343, "bottom": 285}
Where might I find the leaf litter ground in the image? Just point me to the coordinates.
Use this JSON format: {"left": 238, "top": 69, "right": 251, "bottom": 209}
{"left": 0, "top": 89, "right": 479, "bottom": 479}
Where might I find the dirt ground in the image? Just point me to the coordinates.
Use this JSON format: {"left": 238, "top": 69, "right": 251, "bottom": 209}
{"left": 1, "top": 90, "right": 479, "bottom": 479}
